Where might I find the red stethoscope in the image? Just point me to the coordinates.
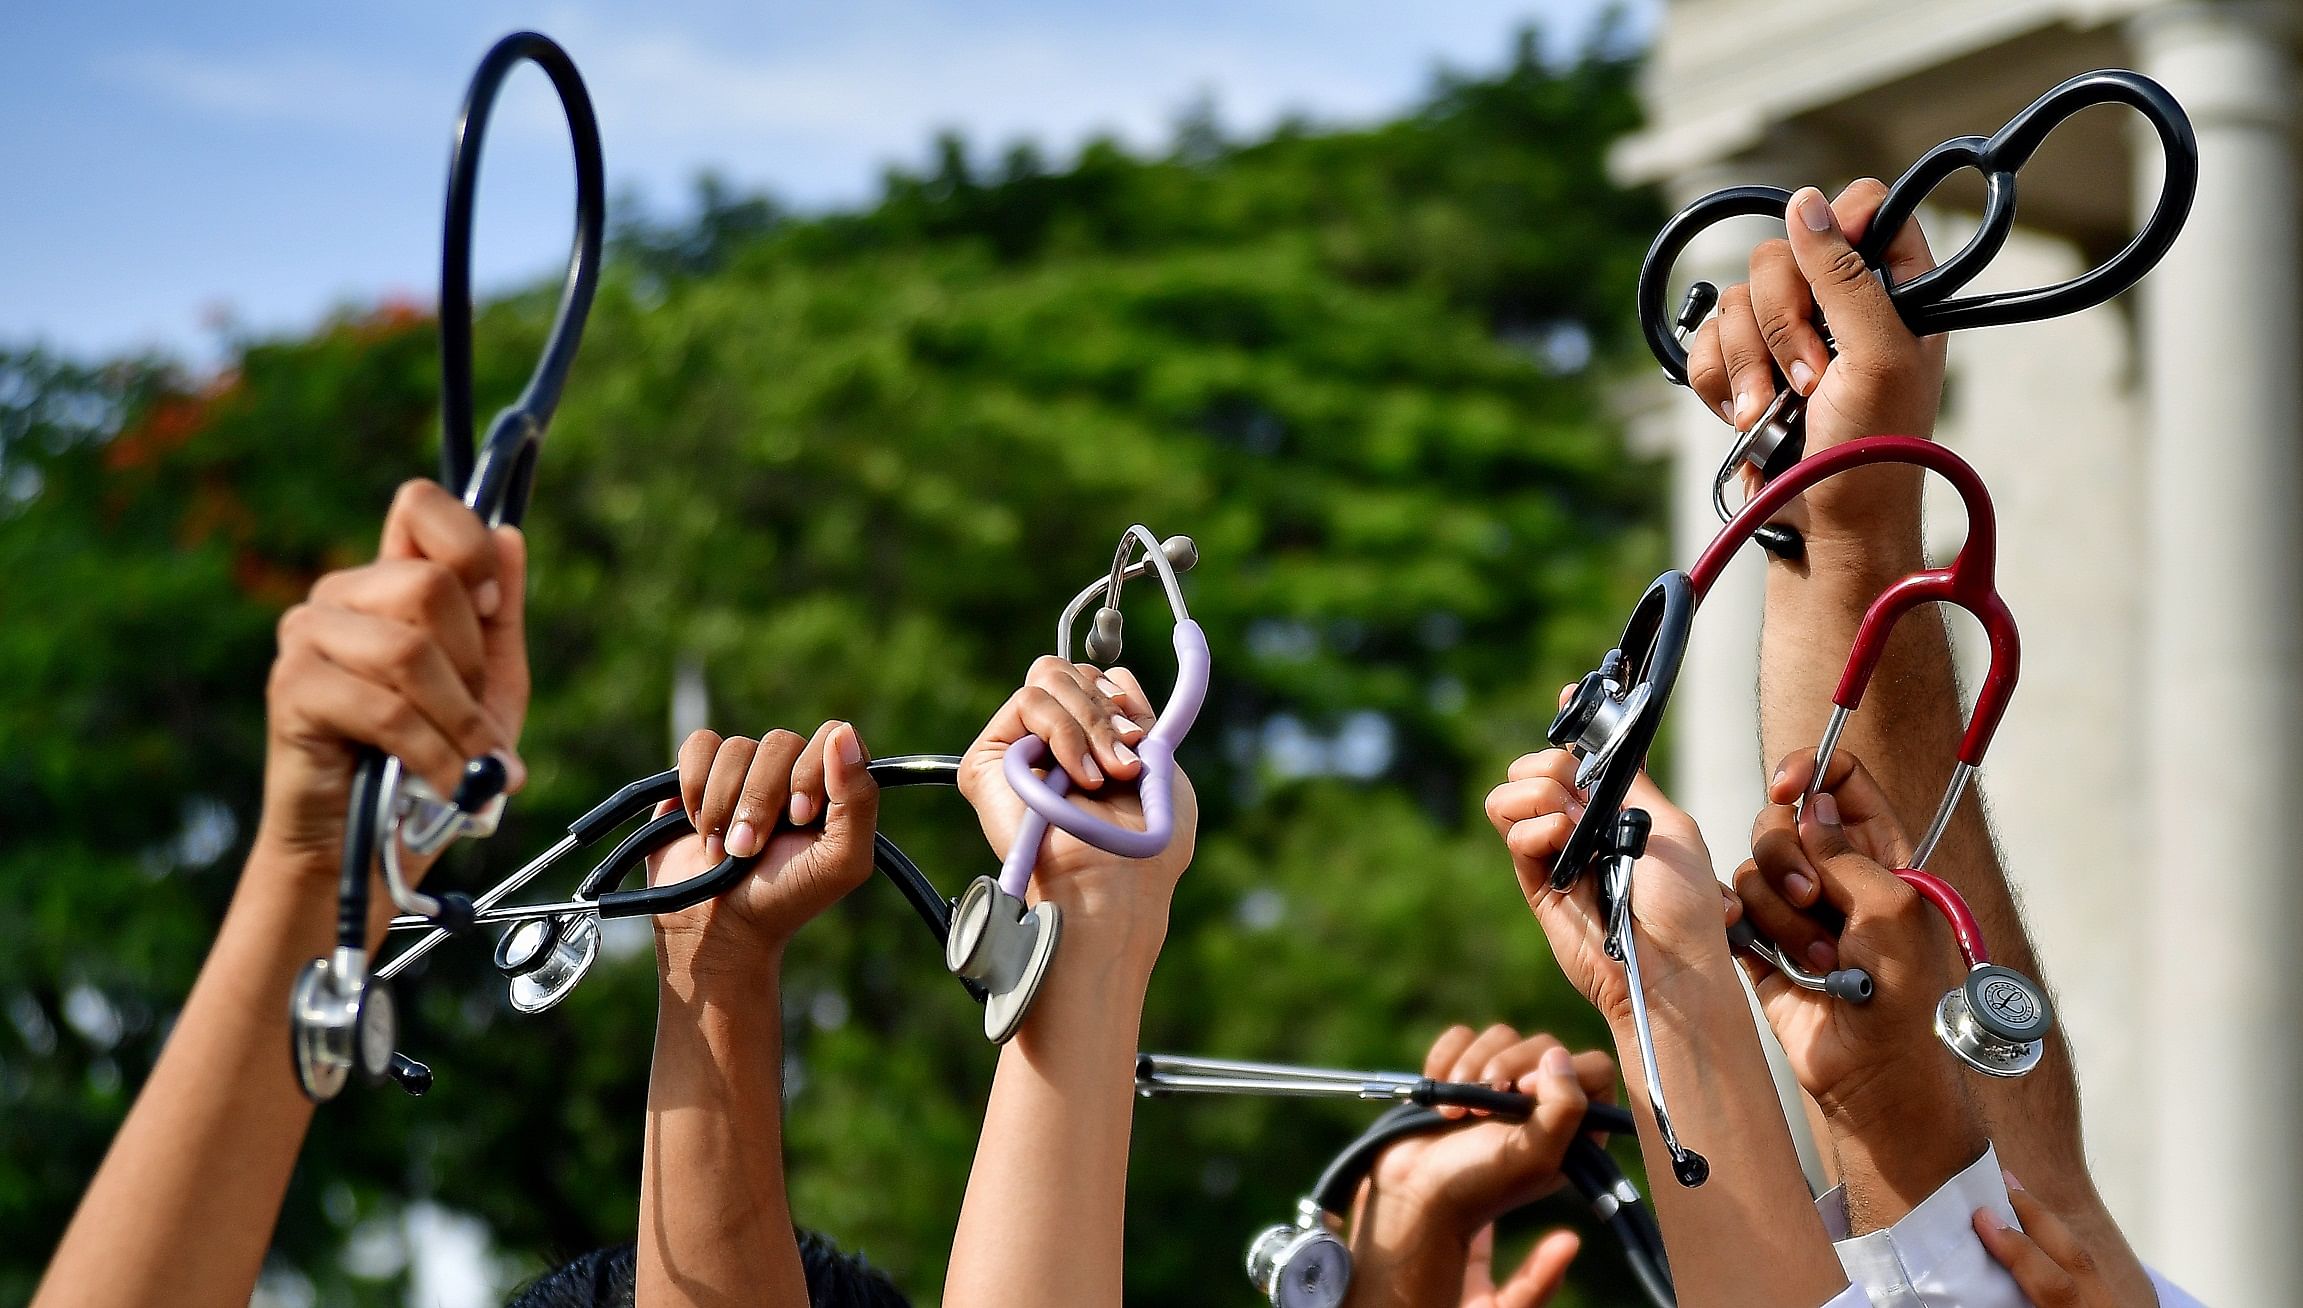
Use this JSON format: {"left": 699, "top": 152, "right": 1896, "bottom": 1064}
{"left": 1692, "top": 436, "right": 2052, "bottom": 1080}
{"left": 1546, "top": 435, "right": 2054, "bottom": 1184}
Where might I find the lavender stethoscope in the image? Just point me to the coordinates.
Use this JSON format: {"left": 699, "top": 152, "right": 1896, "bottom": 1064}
{"left": 946, "top": 525, "right": 1209, "bottom": 1042}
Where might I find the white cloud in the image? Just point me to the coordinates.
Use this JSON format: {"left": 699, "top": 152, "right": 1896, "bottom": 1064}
{"left": 97, "top": 46, "right": 430, "bottom": 133}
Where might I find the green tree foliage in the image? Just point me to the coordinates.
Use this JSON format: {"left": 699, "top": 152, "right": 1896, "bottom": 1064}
{"left": 0, "top": 26, "right": 1665, "bottom": 1306}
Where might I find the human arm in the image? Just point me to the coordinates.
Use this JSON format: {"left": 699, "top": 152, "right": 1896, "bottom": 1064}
{"left": 1485, "top": 751, "right": 1850, "bottom": 1308}
{"left": 1698, "top": 179, "right": 2144, "bottom": 1292}
{"left": 1728, "top": 750, "right": 1990, "bottom": 1233}
{"left": 635, "top": 721, "right": 881, "bottom": 1308}
{"left": 32, "top": 480, "right": 527, "bottom": 1308}
{"left": 940, "top": 658, "right": 1183, "bottom": 1308}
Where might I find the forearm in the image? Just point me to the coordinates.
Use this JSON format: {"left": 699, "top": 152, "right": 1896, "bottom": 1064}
{"left": 1607, "top": 955, "right": 1847, "bottom": 1308}
{"left": 943, "top": 897, "right": 1163, "bottom": 1308}
{"left": 637, "top": 954, "right": 805, "bottom": 1308}
{"left": 1819, "top": 1060, "right": 1990, "bottom": 1234}
{"left": 33, "top": 837, "right": 335, "bottom": 1308}
{"left": 1761, "top": 528, "right": 2077, "bottom": 1136}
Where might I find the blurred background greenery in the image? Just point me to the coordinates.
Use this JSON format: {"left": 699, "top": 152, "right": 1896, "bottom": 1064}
{"left": 0, "top": 23, "right": 1671, "bottom": 1306}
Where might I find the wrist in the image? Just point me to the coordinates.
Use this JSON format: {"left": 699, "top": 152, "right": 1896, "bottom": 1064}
{"left": 656, "top": 929, "right": 786, "bottom": 992}
{"left": 1819, "top": 1054, "right": 1985, "bottom": 1224}
{"left": 1032, "top": 873, "right": 1171, "bottom": 978}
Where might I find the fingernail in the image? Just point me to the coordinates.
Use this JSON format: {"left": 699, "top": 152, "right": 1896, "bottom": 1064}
{"left": 1785, "top": 871, "right": 1815, "bottom": 903}
{"left": 1771, "top": 763, "right": 1788, "bottom": 788}
{"left": 1096, "top": 677, "right": 1124, "bottom": 699}
{"left": 704, "top": 832, "right": 726, "bottom": 861}
{"left": 1733, "top": 391, "right": 1753, "bottom": 427}
{"left": 1566, "top": 796, "right": 1587, "bottom": 820}
{"left": 726, "top": 820, "right": 761, "bottom": 858}
{"left": 1979, "top": 1209, "right": 2008, "bottom": 1232}
{"left": 837, "top": 724, "right": 863, "bottom": 766}
{"left": 2002, "top": 1169, "right": 2024, "bottom": 1193}
{"left": 473, "top": 579, "right": 502, "bottom": 618}
{"left": 1717, "top": 399, "right": 1734, "bottom": 424}
{"left": 1789, "top": 360, "right": 1819, "bottom": 394}
{"left": 1539, "top": 1046, "right": 1572, "bottom": 1078}
{"left": 1797, "top": 188, "right": 1835, "bottom": 232}
{"left": 1112, "top": 739, "right": 1138, "bottom": 766}
{"left": 492, "top": 749, "right": 528, "bottom": 794}
{"left": 1111, "top": 713, "right": 1143, "bottom": 740}
{"left": 1807, "top": 941, "right": 1838, "bottom": 971}
{"left": 788, "top": 791, "right": 819, "bottom": 826}
{"left": 1812, "top": 792, "right": 1841, "bottom": 827}
{"left": 1082, "top": 757, "right": 1103, "bottom": 786}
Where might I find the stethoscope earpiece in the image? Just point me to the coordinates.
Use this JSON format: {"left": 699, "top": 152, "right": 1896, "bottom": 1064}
{"left": 945, "top": 877, "right": 1061, "bottom": 1043}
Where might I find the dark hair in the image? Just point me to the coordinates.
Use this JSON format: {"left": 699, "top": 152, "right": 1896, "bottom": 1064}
{"left": 505, "top": 1242, "right": 635, "bottom": 1308}
{"left": 506, "top": 1231, "right": 907, "bottom": 1308}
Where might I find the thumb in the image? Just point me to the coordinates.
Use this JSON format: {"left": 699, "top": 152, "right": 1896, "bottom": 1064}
{"left": 1785, "top": 186, "right": 1911, "bottom": 370}
{"left": 1502, "top": 1046, "right": 1587, "bottom": 1186}
{"left": 815, "top": 722, "right": 881, "bottom": 886}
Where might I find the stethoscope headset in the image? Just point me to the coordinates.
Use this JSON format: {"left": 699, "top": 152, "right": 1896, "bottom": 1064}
{"left": 292, "top": 31, "right": 605, "bottom": 1102}
{"left": 1635, "top": 68, "right": 2196, "bottom": 560}
{"left": 1544, "top": 67, "right": 2200, "bottom": 1183}
{"left": 1133, "top": 1054, "right": 1672, "bottom": 1308}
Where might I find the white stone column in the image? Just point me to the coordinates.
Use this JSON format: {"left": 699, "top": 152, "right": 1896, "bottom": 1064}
{"left": 2134, "top": 5, "right": 2303, "bottom": 1298}
{"left": 1660, "top": 164, "right": 1770, "bottom": 854}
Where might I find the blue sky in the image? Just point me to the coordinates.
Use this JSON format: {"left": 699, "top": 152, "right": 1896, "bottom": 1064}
{"left": 2, "top": 2, "right": 1650, "bottom": 366}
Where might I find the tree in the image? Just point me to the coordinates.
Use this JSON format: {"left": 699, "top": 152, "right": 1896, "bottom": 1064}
{"left": 0, "top": 26, "right": 1664, "bottom": 1306}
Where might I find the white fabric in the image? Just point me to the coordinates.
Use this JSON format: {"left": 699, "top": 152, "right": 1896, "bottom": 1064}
{"left": 1813, "top": 1143, "right": 2025, "bottom": 1308}
{"left": 1813, "top": 1143, "right": 2209, "bottom": 1307}
{"left": 2150, "top": 1267, "right": 2207, "bottom": 1307}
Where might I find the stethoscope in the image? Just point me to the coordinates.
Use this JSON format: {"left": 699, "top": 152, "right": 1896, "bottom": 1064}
{"left": 292, "top": 31, "right": 605, "bottom": 1102}
{"left": 1133, "top": 1054, "right": 1673, "bottom": 1308}
{"left": 1543, "top": 436, "right": 2055, "bottom": 1186}
{"left": 321, "top": 537, "right": 1199, "bottom": 1092}
{"left": 1634, "top": 68, "right": 2196, "bottom": 558}
{"left": 947, "top": 524, "right": 1208, "bottom": 1043}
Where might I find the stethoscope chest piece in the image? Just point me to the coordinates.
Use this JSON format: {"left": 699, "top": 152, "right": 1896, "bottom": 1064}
{"left": 1245, "top": 1201, "right": 1351, "bottom": 1308}
{"left": 1935, "top": 962, "right": 2052, "bottom": 1078}
{"left": 496, "top": 913, "right": 601, "bottom": 1014}
{"left": 945, "top": 876, "right": 1061, "bottom": 1043}
{"left": 290, "top": 949, "right": 398, "bottom": 1102}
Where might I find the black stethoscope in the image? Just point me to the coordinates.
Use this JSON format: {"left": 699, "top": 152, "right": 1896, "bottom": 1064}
{"left": 322, "top": 531, "right": 1198, "bottom": 1095}
{"left": 1134, "top": 1054, "right": 1672, "bottom": 1308}
{"left": 293, "top": 31, "right": 605, "bottom": 1103}
{"left": 1634, "top": 68, "right": 2197, "bottom": 559}
{"left": 1553, "top": 65, "right": 2201, "bottom": 1175}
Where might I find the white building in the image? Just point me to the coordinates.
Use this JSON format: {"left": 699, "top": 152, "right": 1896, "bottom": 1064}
{"left": 1615, "top": 2, "right": 2299, "bottom": 1300}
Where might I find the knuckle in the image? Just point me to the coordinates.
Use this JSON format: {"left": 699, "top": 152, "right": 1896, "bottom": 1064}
{"left": 384, "top": 624, "right": 430, "bottom": 676}
{"left": 1822, "top": 244, "right": 1874, "bottom": 289}
{"left": 277, "top": 603, "right": 314, "bottom": 645}
{"left": 1760, "top": 314, "right": 1807, "bottom": 355}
